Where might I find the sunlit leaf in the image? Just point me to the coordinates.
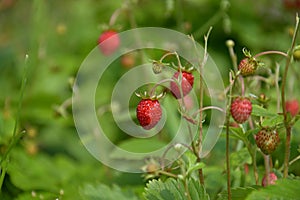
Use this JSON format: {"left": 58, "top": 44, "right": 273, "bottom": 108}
{"left": 246, "top": 179, "right": 300, "bottom": 200}
{"left": 251, "top": 105, "right": 274, "bottom": 117}
{"left": 261, "top": 115, "right": 284, "bottom": 127}
{"left": 230, "top": 148, "right": 252, "bottom": 169}
{"left": 144, "top": 178, "right": 210, "bottom": 200}
{"left": 80, "top": 184, "right": 139, "bottom": 200}
{"left": 218, "top": 186, "right": 260, "bottom": 200}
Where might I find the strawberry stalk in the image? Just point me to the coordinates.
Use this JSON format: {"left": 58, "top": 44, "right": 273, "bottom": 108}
{"left": 282, "top": 14, "right": 300, "bottom": 178}
{"left": 192, "top": 27, "right": 212, "bottom": 185}
{"left": 263, "top": 155, "right": 270, "bottom": 186}
{"left": 224, "top": 73, "right": 238, "bottom": 200}
{"left": 253, "top": 50, "right": 288, "bottom": 58}
{"left": 225, "top": 39, "right": 246, "bottom": 198}
{"left": 108, "top": 8, "right": 122, "bottom": 27}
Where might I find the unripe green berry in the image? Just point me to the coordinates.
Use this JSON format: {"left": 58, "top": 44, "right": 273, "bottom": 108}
{"left": 226, "top": 39, "right": 235, "bottom": 48}
{"left": 293, "top": 48, "right": 300, "bottom": 61}
{"left": 152, "top": 61, "right": 164, "bottom": 74}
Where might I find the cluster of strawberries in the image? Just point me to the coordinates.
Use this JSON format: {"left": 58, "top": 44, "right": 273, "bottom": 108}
{"left": 136, "top": 70, "right": 194, "bottom": 130}
{"left": 97, "top": 30, "right": 195, "bottom": 130}
{"left": 231, "top": 56, "right": 299, "bottom": 156}
{"left": 231, "top": 54, "right": 299, "bottom": 186}
{"left": 97, "top": 28, "right": 299, "bottom": 141}
{"left": 98, "top": 30, "right": 299, "bottom": 185}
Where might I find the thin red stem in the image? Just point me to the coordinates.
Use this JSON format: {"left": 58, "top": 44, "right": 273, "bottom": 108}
{"left": 282, "top": 14, "right": 299, "bottom": 178}
{"left": 253, "top": 50, "right": 288, "bottom": 59}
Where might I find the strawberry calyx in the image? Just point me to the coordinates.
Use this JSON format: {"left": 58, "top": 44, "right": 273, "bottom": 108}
{"left": 176, "top": 65, "right": 195, "bottom": 73}
{"left": 135, "top": 91, "right": 165, "bottom": 100}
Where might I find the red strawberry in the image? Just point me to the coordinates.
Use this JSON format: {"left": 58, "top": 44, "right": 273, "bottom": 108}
{"left": 285, "top": 99, "right": 299, "bottom": 117}
{"left": 170, "top": 71, "right": 194, "bottom": 99}
{"left": 238, "top": 58, "right": 258, "bottom": 76}
{"left": 255, "top": 128, "right": 280, "bottom": 155}
{"left": 136, "top": 99, "right": 162, "bottom": 130}
{"left": 98, "top": 30, "right": 120, "bottom": 55}
{"left": 262, "top": 172, "right": 277, "bottom": 187}
{"left": 230, "top": 97, "right": 252, "bottom": 123}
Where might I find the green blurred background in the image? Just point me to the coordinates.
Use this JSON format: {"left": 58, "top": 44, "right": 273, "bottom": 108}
{"left": 0, "top": 0, "right": 299, "bottom": 199}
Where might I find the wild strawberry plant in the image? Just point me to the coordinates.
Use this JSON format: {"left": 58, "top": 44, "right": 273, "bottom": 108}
{"left": 1, "top": 1, "right": 300, "bottom": 200}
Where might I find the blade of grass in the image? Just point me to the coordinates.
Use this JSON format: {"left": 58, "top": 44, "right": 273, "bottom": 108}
{"left": 0, "top": 55, "right": 29, "bottom": 191}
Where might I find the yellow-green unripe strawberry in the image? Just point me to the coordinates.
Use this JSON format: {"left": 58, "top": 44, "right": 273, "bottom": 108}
{"left": 255, "top": 128, "right": 280, "bottom": 155}
{"left": 238, "top": 58, "right": 258, "bottom": 76}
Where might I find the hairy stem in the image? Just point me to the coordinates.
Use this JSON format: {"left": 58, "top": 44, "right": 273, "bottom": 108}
{"left": 289, "top": 155, "right": 300, "bottom": 166}
{"left": 282, "top": 14, "right": 299, "bottom": 178}
{"left": 253, "top": 50, "right": 288, "bottom": 58}
{"left": 253, "top": 151, "right": 259, "bottom": 185}
{"left": 192, "top": 106, "right": 225, "bottom": 118}
{"left": 158, "top": 170, "right": 178, "bottom": 178}
{"left": 224, "top": 45, "right": 238, "bottom": 200}
{"left": 195, "top": 28, "right": 212, "bottom": 185}
{"left": 264, "top": 155, "right": 270, "bottom": 186}
{"left": 275, "top": 63, "right": 281, "bottom": 112}
{"left": 247, "top": 117, "right": 259, "bottom": 185}
{"left": 225, "top": 114, "right": 231, "bottom": 200}
{"left": 108, "top": 8, "right": 122, "bottom": 27}
{"left": 198, "top": 69, "right": 205, "bottom": 185}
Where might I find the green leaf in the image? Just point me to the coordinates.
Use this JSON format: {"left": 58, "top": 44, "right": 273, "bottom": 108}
{"left": 246, "top": 179, "right": 300, "bottom": 200}
{"left": 187, "top": 162, "right": 206, "bottom": 176}
{"left": 261, "top": 115, "right": 284, "bottom": 127}
{"left": 230, "top": 148, "right": 252, "bottom": 169}
{"left": 80, "top": 183, "right": 139, "bottom": 200}
{"left": 8, "top": 149, "right": 76, "bottom": 192}
{"left": 294, "top": 114, "right": 300, "bottom": 124}
{"left": 182, "top": 151, "right": 205, "bottom": 176}
{"left": 251, "top": 105, "right": 274, "bottom": 117}
{"left": 218, "top": 186, "right": 259, "bottom": 200}
{"left": 189, "top": 178, "right": 210, "bottom": 200}
{"left": 144, "top": 178, "right": 210, "bottom": 200}
{"left": 229, "top": 127, "right": 246, "bottom": 141}
{"left": 245, "top": 128, "right": 259, "bottom": 138}
{"left": 15, "top": 191, "right": 59, "bottom": 200}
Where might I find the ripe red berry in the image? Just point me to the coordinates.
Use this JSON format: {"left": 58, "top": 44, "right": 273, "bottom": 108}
{"left": 98, "top": 30, "right": 120, "bottom": 56}
{"left": 283, "top": 0, "right": 300, "bottom": 9}
{"left": 170, "top": 71, "right": 194, "bottom": 99}
{"left": 136, "top": 99, "right": 162, "bottom": 130}
{"left": 255, "top": 128, "right": 280, "bottom": 155}
{"left": 262, "top": 172, "right": 277, "bottom": 187}
{"left": 230, "top": 97, "right": 252, "bottom": 124}
{"left": 238, "top": 58, "right": 258, "bottom": 76}
{"left": 285, "top": 99, "right": 299, "bottom": 117}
